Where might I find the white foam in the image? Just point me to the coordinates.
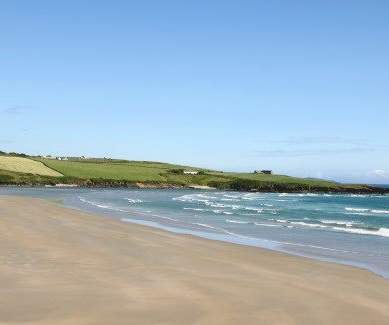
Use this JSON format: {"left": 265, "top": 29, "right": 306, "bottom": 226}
{"left": 226, "top": 219, "right": 249, "bottom": 224}
{"left": 126, "top": 198, "right": 143, "bottom": 204}
{"left": 320, "top": 220, "right": 358, "bottom": 227}
{"left": 371, "top": 209, "right": 389, "bottom": 215}
{"left": 345, "top": 212, "right": 372, "bottom": 216}
{"left": 173, "top": 193, "right": 217, "bottom": 203}
{"left": 197, "top": 193, "right": 217, "bottom": 199}
{"left": 150, "top": 214, "right": 179, "bottom": 222}
{"left": 244, "top": 206, "right": 263, "bottom": 213}
{"left": 183, "top": 207, "right": 207, "bottom": 211}
{"left": 193, "top": 223, "right": 218, "bottom": 230}
{"left": 208, "top": 202, "right": 241, "bottom": 210}
{"left": 345, "top": 207, "right": 369, "bottom": 212}
{"left": 254, "top": 222, "right": 282, "bottom": 227}
{"left": 78, "top": 196, "right": 126, "bottom": 212}
{"left": 333, "top": 227, "right": 389, "bottom": 238}
{"left": 290, "top": 221, "right": 327, "bottom": 228}
{"left": 192, "top": 222, "right": 248, "bottom": 238}
{"left": 278, "top": 193, "right": 318, "bottom": 197}
{"left": 223, "top": 194, "right": 241, "bottom": 199}
{"left": 242, "top": 193, "right": 264, "bottom": 200}
{"left": 344, "top": 207, "right": 389, "bottom": 216}
{"left": 377, "top": 228, "right": 389, "bottom": 236}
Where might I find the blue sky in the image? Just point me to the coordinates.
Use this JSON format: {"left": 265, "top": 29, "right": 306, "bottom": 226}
{"left": 1, "top": 1, "right": 388, "bottom": 183}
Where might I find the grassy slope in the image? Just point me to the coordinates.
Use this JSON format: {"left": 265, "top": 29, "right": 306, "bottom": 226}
{"left": 35, "top": 159, "right": 218, "bottom": 183}
{"left": 30, "top": 158, "right": 382, "bottom": 192}
{"left": 0, "top": 156, "right": 385, "bottom": 193}
{"left": 0, "top": 169, "right": 63, "bottom": 185}
{"left": 0, "top": 156, "right": 63, "bottom": 177}
{"left": 38, "top": 160, "right": 167, "bottom": 182}
{"left": 222, "top": 172, "right": 337, "bottom": 186}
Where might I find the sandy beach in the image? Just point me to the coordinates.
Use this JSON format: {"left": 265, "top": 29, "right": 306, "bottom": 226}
{"left": 1, "top": 196, "right": 389, "bottom": 324}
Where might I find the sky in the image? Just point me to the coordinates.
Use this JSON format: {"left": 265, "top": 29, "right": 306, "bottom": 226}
{"left": 1, "top": 0, "right": 389, "bottom": 183}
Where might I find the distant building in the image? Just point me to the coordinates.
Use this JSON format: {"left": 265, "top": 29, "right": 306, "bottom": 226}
{"left": 254, "top": 170, "right": 272, "bottom": 175}
{"left": 184, "top": 170, "right": 199, "bottom": 175}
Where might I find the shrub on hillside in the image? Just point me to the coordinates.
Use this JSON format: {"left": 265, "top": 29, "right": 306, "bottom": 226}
{"left": 0, "top": 174, "right": 14, "bottom": 183}
{"left": 168, "top": 168, "right": 184, "bottom": 174}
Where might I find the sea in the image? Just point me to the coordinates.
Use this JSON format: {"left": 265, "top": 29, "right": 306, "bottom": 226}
{"left": 1, "top": 186, "right": 389, "bottom": 278}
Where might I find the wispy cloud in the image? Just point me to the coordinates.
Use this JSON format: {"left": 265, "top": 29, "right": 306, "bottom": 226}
{"left": 369, "top": 170, "right": 389, "bottom": 179}
{"left": 0, "top": 139, "right": 14, "bottom": 143}
{"left": 254, "top": 136, "right": 388, "bottom": 158}
{"left": 255, "top": 147, "right": 375, "bottom": 158}
{"left": 269, "top": 136, "right": 370, "bottom": 146}
{"left": 1, "top": 105, "right": 35, "bottom": 115}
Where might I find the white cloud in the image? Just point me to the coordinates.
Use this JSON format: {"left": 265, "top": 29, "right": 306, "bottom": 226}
{"left": 370, "top": 170, "right": 389, "bottom": 178}
{"left": 255, "top": 147, "right": 374, "bottom": 157}
{"left": 254, "top": 136, "right": 389, "bottom": 158}
{"left": 1, "top": 105, "right": 34, "bottom": 115}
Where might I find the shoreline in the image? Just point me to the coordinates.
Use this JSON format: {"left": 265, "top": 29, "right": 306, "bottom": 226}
{"left": 119, "top": 216, "right": 389, "bottom": 280}
{"left": 2, "top": 187, "right": 389, "bottom": 278}
{"left": 1, "top": 195, "right": 389, "bottom": 324}
{"left": 1, "top": 183, "right": 389, "bottom": 195}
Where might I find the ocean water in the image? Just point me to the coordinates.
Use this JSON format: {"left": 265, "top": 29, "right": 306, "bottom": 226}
{"left": 1, "top": 187, "right": 389, "bottom": 278}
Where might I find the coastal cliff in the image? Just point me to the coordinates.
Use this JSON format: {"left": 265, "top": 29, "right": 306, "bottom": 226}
{"left": 0, "top": 154, "right": 388, "bottom": 194}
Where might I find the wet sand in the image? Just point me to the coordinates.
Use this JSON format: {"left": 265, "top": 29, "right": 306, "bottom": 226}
{"left": 1, "top": 195, "right": 389, "bottom": 324}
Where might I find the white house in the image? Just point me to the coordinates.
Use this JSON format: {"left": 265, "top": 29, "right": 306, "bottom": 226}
{"left": 184, "top": 170, "right": 199, "bottom": 175}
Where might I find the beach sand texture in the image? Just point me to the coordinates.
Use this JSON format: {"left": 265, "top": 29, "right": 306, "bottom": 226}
{"left": 1, "top": 196, "right": 389, "bottom": 324}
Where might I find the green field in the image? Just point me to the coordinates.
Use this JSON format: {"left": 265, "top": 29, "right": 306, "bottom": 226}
{"left": 0, "top": 153, "right": 385, "bottom": 194}
{"left": 36, "top": 159, "right": 336, "bottom": 188}
{"left": 222, "top": 172, "right": 339, "bottom": 188}
{"left": 36, "top": 159, "right": 202, "bottom": 181}
{"left": 0, "top": 156, "right": 62, "bottom": 177}
{"left": 38, "top": 160, "right": 172, "bottom": 182}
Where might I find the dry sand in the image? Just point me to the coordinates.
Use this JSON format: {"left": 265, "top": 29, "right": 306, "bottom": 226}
{"left": 1, "top": 195, "right": 389, "bottom": 324}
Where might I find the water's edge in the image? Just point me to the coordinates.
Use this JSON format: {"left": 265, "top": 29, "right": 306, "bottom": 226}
{"left": 58, "top": 197, "right": 389, "bottom": 279}
{"left": 1, "top": 187, "right": 389, "bottom": 279}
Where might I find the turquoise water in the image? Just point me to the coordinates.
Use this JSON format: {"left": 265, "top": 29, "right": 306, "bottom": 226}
{"left": 2, "top": 187, "right": 389, "bottom": 277}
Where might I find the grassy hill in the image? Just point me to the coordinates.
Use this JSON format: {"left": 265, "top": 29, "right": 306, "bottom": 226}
{"left": 38, "top": 159, "right": 181, "bottom": 182}
{"left": 0, "top": 156, "right": 62, "bottom": 177}
{"left": 0, "top": 153, "right": 387, "bottom": 194}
